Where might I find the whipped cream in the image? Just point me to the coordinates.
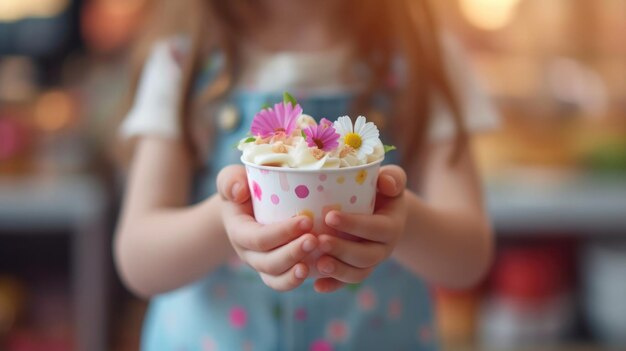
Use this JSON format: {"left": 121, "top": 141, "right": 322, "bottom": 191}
{"left": 239, "top": 136, "right": 339, "bottom": 169}
{"left": 239, "top": 134, "right": 384, "bottom": 170}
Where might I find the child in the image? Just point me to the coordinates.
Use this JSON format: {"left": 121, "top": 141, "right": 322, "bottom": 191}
{"left": 114, "top": 0, "right": 497, "bottom": 350}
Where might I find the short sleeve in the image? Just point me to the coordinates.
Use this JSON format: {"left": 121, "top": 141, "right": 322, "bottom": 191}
{"left": 119, "top": 38, "right": 188, "bottom": 140}
{"left": 428, "top": 35, "right": 500, "bottom": 141}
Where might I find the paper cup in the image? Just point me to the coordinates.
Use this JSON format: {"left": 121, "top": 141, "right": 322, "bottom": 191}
{"left": 242, "top": 157, "right": 383, "bottom": 277}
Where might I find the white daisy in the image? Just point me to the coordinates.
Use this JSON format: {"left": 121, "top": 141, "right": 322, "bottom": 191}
{"left": 333, "top": 115, "right": 380, "bottom": 161}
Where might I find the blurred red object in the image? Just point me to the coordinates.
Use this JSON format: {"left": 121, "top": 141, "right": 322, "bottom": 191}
{"left": 6, "top": 330, "right": 72, "bottom": 351}
{"left": 0, "top": 117, "right": 28, "bottom": 160}
{"left": 480, "top": 241, "right": 576, "bottom": 346}
{"left": 0, "top": 115, "right": 32, "bottom": 174}
{"left": 492, "top": 243, "right": 572, "bottom": 304}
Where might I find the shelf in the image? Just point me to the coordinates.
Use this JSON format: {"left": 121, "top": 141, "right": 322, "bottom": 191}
{"left": 0, "top": 172, "right": 109, "bottom": 351}
{"left": 486, "top": 169, "right": 626, "bottom": 234}
{"left": 445, "top": 344, "right": 611, "bottom": 351}
{"left": 0, "top": 174, "right": 106, "bottom": 231}
{"left": 4, "top": 170, "right": 623, "bottom": 235}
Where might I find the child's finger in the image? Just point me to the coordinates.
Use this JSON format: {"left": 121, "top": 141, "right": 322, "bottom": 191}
{"left": 230, "top": 215, "right": 313, "bottom": 252}
{"left": 245, "top": 234, "right": 318, "bottom": 276}
{"left": 324, "top": 211, "right": 392, "bottom": 243}
{"left": 259, "top": 262, "right": 309, "bottom": 292}
{"left": 318, "top": 234, "right": 386, "bottom": 269}
{"left": 216, "top": 165, "right": 250, "bottom": 203}
{"left": 313, "top": 277, "right": 345, "bottom": 293}
{"left": 377, "top": 165, "right": 407, "bottom": 198}
{"left": 316, "top": 256, "right": 373, "bottom": 284}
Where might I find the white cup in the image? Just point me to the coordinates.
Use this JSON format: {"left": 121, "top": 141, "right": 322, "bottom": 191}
{"left": 242, "top": 157, "right": 383, "bottom": 277}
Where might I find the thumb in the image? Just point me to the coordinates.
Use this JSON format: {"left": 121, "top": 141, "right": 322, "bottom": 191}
{"left": 377, "top": 165, "right": 407, "bottom": 198}
{"left": 216, "top": 165, "right": 250, "bottom": 203}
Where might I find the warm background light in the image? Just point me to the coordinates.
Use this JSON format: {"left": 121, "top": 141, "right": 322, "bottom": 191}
{"left": 81, "top": 0, "right": 147, "bottom": 53}
{"left": 33, "top": 90, "right": 74, "bottom": 132}
{"left": 459, "top": 0, "right": 522, "bottom": 30}
{"left": 0, "top": 0, "right": 69, "bottom": 22}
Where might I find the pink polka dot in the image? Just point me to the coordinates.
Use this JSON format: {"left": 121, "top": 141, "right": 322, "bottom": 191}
{"left": 295, "top": 185, "right": 309, "bottom": 199}
{"left": 317, "top": 185, "right": 324, "bottom": 192}
{"left": 388, "top": 298, "right": 402, "bottom": 320}
{"left": 418, "top": 325, "right": 433, "bottom": 343}
{"left": 294, "top": 308, "right": 307, "bottom": 321}
{"left": 350, "top": 195, "right": 357, "bottom": 204}
{"left": 319, "top": 174, "right": 327, "bottom": 181}
{"left": 327, "top": 320, "right": 350, "bottom": 342}
{"left": 310, "top": 339, "right": 333, "bottom": 351}
{"left": 260, "top": 169, "right": 270, "bottom": 175}
{"left": 201, "top": 335, "right": 216, "bottom": 351}
{"left": 243, "top": 340, "right": 253, "bottom": 351}
{"left": 358, "top": 288, "right": 377, "bottom": 311}
{"left": 251, "top": 181, "right": 262, "bottom": 202}
{"left": 271, "top": 194, "right": 280, "bottom": 205}
{"left": 229, "top": 306, "right": 247, "bottom": 329}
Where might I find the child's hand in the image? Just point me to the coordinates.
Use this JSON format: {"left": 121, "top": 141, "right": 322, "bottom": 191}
{"left": 314, "top": 165, "right": 407, "bottom": 293}
{"left": 217, "top": 166, "right": 318, "bottom": 291}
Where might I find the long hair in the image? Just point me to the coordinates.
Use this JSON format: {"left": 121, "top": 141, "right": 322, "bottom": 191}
{"left": 120, "top": 0, "right": 467, "bottom": 168}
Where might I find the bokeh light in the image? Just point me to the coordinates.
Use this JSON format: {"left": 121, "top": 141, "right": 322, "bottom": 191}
{"left": 81, "top": 0, "right": 147, "bottom": 53}
{"left": 33, "top": 90, "right": 75, "bottom": 132}
{"left": 459, "top": 0, "right": 522, "bottom": 31}
{"left": 0, "top": 0, "right": 69, "bottom": 22}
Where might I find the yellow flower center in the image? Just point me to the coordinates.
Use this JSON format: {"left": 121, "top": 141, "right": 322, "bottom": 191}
{"left": 344, "top": 133, "right": 362, "bottom": 149}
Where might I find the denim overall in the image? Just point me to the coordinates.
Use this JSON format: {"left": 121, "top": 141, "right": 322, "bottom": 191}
{"left": 141, "top": 90, "right": 438, "bottom": 351}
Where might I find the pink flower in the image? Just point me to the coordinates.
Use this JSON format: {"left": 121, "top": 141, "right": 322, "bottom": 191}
{"left": 320, "top": 118, "right": 333, "bottom": 128}
{"left": 251, "top": 181, "right": 262, "bottom": 202}
{"left": 250, "top": 102, "right": 302, "bottom": 138}
{"left": 229, "top": 306, "right": 248, "bottom": 329}
{"left": 303, "top": 123, "right": 340, "bottom": 151}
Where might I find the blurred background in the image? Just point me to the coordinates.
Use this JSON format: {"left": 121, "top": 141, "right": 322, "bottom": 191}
{"left": 0, "top": 0, "right": 624, "bottom": 350}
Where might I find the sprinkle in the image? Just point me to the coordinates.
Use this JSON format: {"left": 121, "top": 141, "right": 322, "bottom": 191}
{"left": 339, "top": 145, "right": 354, "bottom": 158}
{"left": 310, "top": 148, "right": 326, "bottom": 160}
{"left": 271, "top": 142, "right": 288, "bottom": 153}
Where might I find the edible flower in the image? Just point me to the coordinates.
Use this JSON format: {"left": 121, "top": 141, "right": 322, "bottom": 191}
{"left": 250, "top": 102, "right": 302, "bottom": 138}
{"left": 303, "top": 121, "right": 340, "bottom": 151}
{"left": 334, "top": 116, "right": 380, "bottom": 160}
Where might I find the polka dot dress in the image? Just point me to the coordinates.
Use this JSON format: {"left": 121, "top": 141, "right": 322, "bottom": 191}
{"left": 140, "top": 91, "right": 438, "bottom": 351}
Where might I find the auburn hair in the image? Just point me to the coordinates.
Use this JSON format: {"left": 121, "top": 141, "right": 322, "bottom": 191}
{"left": 121, "top": 0, "right": 467, "bottom": 169}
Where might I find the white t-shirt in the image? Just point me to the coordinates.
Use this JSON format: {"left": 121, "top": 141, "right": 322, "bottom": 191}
{"left": 120, "top": 37, "right": 498, "bottom": 141}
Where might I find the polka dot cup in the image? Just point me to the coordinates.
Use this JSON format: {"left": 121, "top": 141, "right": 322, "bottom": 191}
{"left": 242, "top": 157, "right": 384, "bottom": 277}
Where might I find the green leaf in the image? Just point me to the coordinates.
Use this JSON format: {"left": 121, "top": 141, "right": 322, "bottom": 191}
{"left": 301, "top": 130, "right": 306, "bottom": 138}
{"left": 384, "top": 145, "right": 397, "bottom": 153}
{"left": 283, "top": 92, "right": 298, "bottom": 107}
{"left": 244, "top": 137, "right": 256, "bottom": 143}
{"left": 261, "top": 103, "right": 271, "bottom": 110}
{"left": 346, "top": 283, "right": 362, "bottom": 292}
